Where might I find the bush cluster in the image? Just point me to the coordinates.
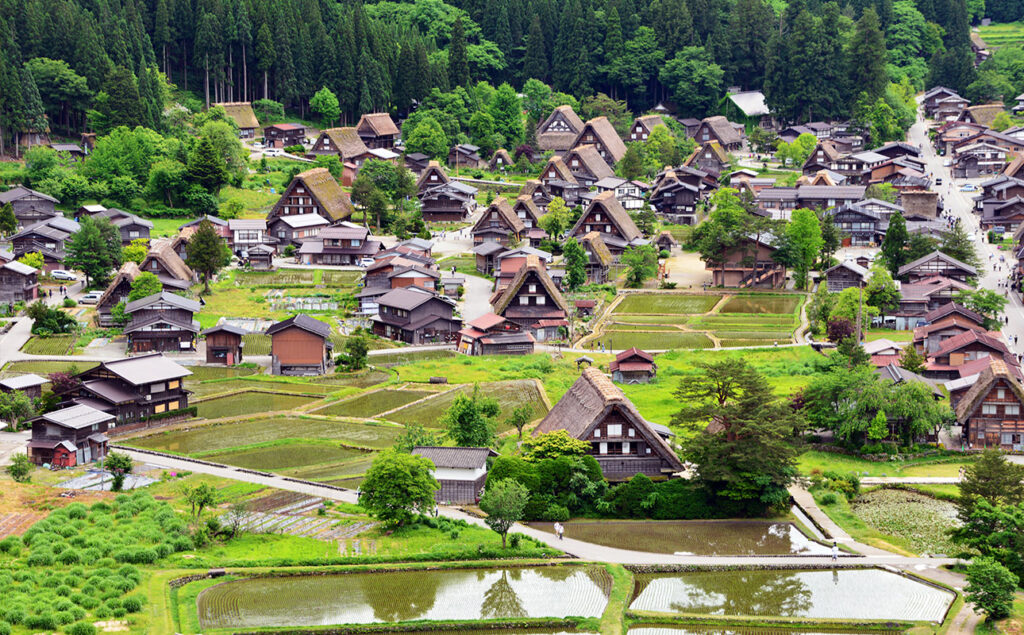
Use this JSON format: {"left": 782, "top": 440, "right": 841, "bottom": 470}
{"left": 810, "top": 470, "right": 861, "bottom": 501}
{"left": 0, "top": 492, "right": 184, "bottom": 627}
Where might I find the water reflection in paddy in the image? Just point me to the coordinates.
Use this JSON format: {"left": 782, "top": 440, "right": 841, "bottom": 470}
{"left": 630, "top": 569, "right": 953, "bottom": 622}
{"left": 528, "top": 520, "right": 831, "bottom": 555}
{"left": 630, "top": 628, "right": 899, "bottom": 635}
{"left": 198, "top": 566, "right": 611, "bottom": 629}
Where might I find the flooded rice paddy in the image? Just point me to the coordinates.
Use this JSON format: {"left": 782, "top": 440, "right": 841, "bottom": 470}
{"left": 629, "top": 629, "right": 899, "bottom": 634}
{"left": 527, "top": 520, "right": 831, "bottom": 555}
{"left": 196, "top": 392, "right": 316, "bottom": 419}
{"left": 630, "top": 569, "right": 953, "bottom": 622}
{"left": 198, "top": 566, "right": 612, "bottom": 628}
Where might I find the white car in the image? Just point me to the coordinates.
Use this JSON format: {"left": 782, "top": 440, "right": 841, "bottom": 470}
{"left": 78, "top": 291, "right": 102, "bottom": 305}
{"left": 50, "top": 270, "right": 77, "bottom": 281}
{"left": 360, "top": 257, "right": 376, "bottom": 267}
{"left": 264, "top": 148, "right": 283, "bottom": 157}
{"left": 961, "top": 183, "right": 978, "bottom": 192}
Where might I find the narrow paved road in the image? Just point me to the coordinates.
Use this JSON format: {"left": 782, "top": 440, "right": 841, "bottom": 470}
{"left": 117, "top": 447, "right": 959, "bottom": 568}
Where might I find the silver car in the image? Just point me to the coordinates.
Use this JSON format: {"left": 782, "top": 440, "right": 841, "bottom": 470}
{"left": 50, "top": 270, "right": 77, "bottom": 281}
{"left": 78, "top": 291, "right": 102, "bottom": 305}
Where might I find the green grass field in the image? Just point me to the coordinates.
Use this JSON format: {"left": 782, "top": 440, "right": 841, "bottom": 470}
{"left": 613, "top": 293, "right": 722, "bottom": 314}
{"left": 597, "top": 330, "right": 714, "bottom": 350}
{"left": 797, "top": 450, "right": 972, "bottom": 477}
{"left": 387, "top": 380, "right": 548, "bottom": 430}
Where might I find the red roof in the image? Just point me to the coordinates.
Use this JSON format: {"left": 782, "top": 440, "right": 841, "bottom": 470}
{"left": 931, "top": 330, "right": 1009, "bottom": 359}
{"left": 613, "top": 361, "right": 656, "bottom": 372}
{"left": 869, "top": 354, "right": 901, "bottom": 368}
{"left": 615, "top": 347, "right": 654, "bottom": 362}
{"left": 574, "top": 300, "right": 597, "bottom": 308}
{"left": 609, "top": 347, "right": 656, "bottom": 372}
{"left": 468, "top": 312, "right": 506, "bottom": 331}
{"left": 536, "top": 319, "right": 568, "bottom": 327}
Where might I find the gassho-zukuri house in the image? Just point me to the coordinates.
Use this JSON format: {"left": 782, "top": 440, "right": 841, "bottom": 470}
{"left": 532, "top": 368, "right": 683, "bottom": 481}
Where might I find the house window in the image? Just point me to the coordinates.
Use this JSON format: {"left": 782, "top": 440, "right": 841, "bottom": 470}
{"left": 593, "top": 429, "right": 600, "bottom": 438}
{"left": 623, "top": 442, "right": 631, "bottom": 454}
{"left": 599, "top": 442, "right": 607, "bottom": 454}
{"left": 154, "top": 403, "right": 166, "bottom": 414}
{"left": 998, "top": 388, "right": 1005, "bottom": 399}
{"left": 129, "top": 231, "right": 139, "bottom": 238}
{"left": 537, "top": 296, "right": 545, "bottom": 305}
{"left": 1007, "top": 404, "right": 1020, "bottom": 416}
{"left": 519, "top": 296, "right": 528, "bottom": 305}
{"left": 168, "top": 380, "right": 179, "bottom": 390}
{"left": 628, "top": 428, "right": 635, "bottom": 437}
{"left": 607, "top": 424, "right": 622, "bottom": 436}
{"left": 168, "top": 400, "right": 179, "bottom": 410}
{"left": 528, "top": 284, "right": 536, "bottom": 293}
{"left": 983, "top": 403, "right": 998, "bottom": 415}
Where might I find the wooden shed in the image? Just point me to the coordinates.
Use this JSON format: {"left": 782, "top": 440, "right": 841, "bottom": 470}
{"left": 202, "top": 324, "right": 247, "bottom": 365}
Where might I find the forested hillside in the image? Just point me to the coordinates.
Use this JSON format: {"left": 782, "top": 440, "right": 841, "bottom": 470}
{"left": 0, "top": 0, "right": 1004, "bottom": 153}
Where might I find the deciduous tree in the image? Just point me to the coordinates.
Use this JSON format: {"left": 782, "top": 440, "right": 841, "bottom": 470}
{"left": 360, "top": 450, "right": 439, "bottom": 527}
{"left": 480, "top": 479, "right": 530, "bottom": 547}
{"left": 562, "top": 237, "right": 587, "bottom": 291}
{"left": 186, "top": 218, "right": 231, "bottom": 294}
{"left": 622, "top": 243, "right": 658, "bottom": 288}
{"left": 127, "top": 272, "right": 162, "bottom": 301}
{"left": 442, "top": 384, "right": 499, "bottom": 446}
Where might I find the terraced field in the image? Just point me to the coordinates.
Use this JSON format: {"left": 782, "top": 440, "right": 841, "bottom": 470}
{"left": 719, "top": 295, "right": 802, "bottom": 314}
{"left": 599, "top": 330, "right": 714, "bottom": 350}
{"left": 190, "top": 378, "right": 345, "bottom": 398}
{"left": 20, "top": 335, "right": 75, "bottom": 355}
{"left": 196, "top": 393, "right": 319, "bottom": 419}
{"left": 125, "top": 417, "right": 400, "bottom": 454}
{"left": 316, "top": 389, "right": 434, "bottom": 418}
{"left": 614, "top": 294, "right": 721, "bottom": 314}
{"left": 387, "top": 380, "right": 548, "bottom": 429}
{"left": 202, "top": 442, "right": 364, "bottom": 470}
{"left": 978, "top": 22, "right": 1024, "bottom": 47}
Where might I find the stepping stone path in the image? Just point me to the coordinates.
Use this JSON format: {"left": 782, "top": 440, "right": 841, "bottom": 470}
{"left": 0, "top": 512, "right": 45, "bottom": 538}
{"left": 233, "top": 492, "right": 375, "bottom": 542}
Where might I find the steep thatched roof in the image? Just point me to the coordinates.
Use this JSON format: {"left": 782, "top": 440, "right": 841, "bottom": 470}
{"left": 955, "top": 359, "right": 1024, "bottom": 421}
{"left": 357, "top": 112, "right": 399, "bottom": 136}
{"left": 473, "top": 197, "right": 525, "bottom": 236}
{"left": 416, "top": 161, "right": 450, "bottom": 191}
{"left": 570, "top": 191, "right": 642, "bottom": 241}
{"left": 574, "top": 117, "right": 627, "bottom": 163}
{"left": 96, "top": 261, "right": 141, "bottom": 309}
{"left": 491, "top": 255, "right": 569, "bottom": 316}
{"left": 514, "top": 195, "right": 543, "bottom": 224}
{"left": 541, "top": 156, "right": 578, "bottom": 184}
{"left": 214, "top": 102, "right": 259, "bottom": 129}
{"left": 565, "top": 144, "right": 615, "bottom": 180}
{"left": 143, "top": 239, "right": 194, "bottom": 282}
{"left": 532, "top": 368, "right": 683, "bottom": 470}
{"left": 293, "top": 168, "right": 353, "bottom": 222}
{"left": 489, "top": 148, "right": 514, "bottom": 168}
{"left": 537, "top": 105, "right": 585, "bottom": 152}
{"left": 320, "top": 127, "right": 369, "bottom": 159}
{"left": 581, "top": 231, "right": 613, "bottom": 267}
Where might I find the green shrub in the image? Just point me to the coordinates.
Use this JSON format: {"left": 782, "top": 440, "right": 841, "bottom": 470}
{"left": 819, "top": 492, "right": 839, "bottom": 505}
{"left": 26, "top": 550, "right": 54, "bottom": 566}
{"left": 542, "top": 504, "right": 570, "bottom": 521}
{"left": 57, "top": 548, "right": 81, "bottom": 564}
{"left": 55, "top": 610, "right": 74, "bottom": 625}
{"left": 67, "top": 621, "right": 96, "bottom": 635}
{"left": 121, "top": 595, "right": 144, "bottom": 613}
{"left": 0, "top": 620, "right": 10, "bottom": 635}
{"left": 0, "top": 537, "right": 21, "bottom": 554}
{"left": 1, "top": 607, "right": 23, "bottom": 624}
{"left": 25, "top": 612, "right": 56, "bottom": 630}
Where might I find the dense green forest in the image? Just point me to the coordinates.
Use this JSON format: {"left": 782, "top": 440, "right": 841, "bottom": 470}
{"left": 0, "top": 0, "right": 1014, "bottom": 155}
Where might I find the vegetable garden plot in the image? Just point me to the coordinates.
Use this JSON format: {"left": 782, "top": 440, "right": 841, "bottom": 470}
{"left": 613, "top": 294, "right": 721, "bottom": 314}
{"left": 321, "top": 270, "right": 362, "bottom": 287}
{"left": 316, "top": 389, "right": 434, "bottom": 418}
{"left": 1, "top": 360, "right": 97, "bottom": 376}
{"left": 125, "top": 417, "right": 399, "bottom": 455}
{"left": 196, "top": 392, "right": 317, "bottom": 419}
{"left": 0, "top": 511, "right": 45, "bottom": 538}
{"left": 201, "top": 442, "right": 363, "bottom": 470}
{"left": 235, "top": 271, "right": 315, "bottom": 286}
{"left": 387, "top": 380, "right": 548, "bottom": 429}
{"left": 719, "top": 295, "right": 802, "bottom": 314}
{"left": 630, "top": 569, "right": 954, "bottom": 622}
{"left": 198, "top": 566, "right": 612, "bottom": 628}
{"left": 850, "top": 489, "right": 959, "bottom": 555}
{"left": 241, "top": 333, "right": 272, "bottom": 355}
{"left": 20, "top": 335, "right": 75, "bottom": 355}
{"left": 283, "top": 455, "right": 376, "bottom": 481}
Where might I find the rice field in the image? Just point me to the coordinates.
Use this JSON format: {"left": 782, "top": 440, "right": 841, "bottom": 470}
{"left": 611, "top": 314, "right": 691, "bottom": 325}
{"left": 189, "top": 378, "right": 344, "bottom": 398}
{"left": 124, "top": 417, "right": 400, "bottom": 454}
{"left": 689, "top": 314, "right": 795, "bottom": 328}
{"left": 370, "top": 349, "right": 459, "bottom": 366}
{"left": 718, "top": 340, "right": 786, "bottom": 348}
{"left": 613, "top": 294, "right": 722, "bottom": 315}
{"left": 710, "top": 330, "right": 794, "bottom": 340}
{"left": 284, "top": 455, "right": 377, "bottom": 481}
{"left": 719, "top": 295, "right": 802, "bottom": 315}
{"left": 850, "top": 488, "right": 959, "bottom": 556}
{"left": 20, "top": 335, "right": 75, "bottom": 355}
{"left": 0, "top": 360, "right": 97, "bottom": 376}
{"left": 242, "top": 333, "right": 272, "bottom": 355}
{"left": 196, "top": 392, "right": 318, "bottom": 419}
{"left": 597, "top": 331, "right": 714, "bottom": 350}
{"left": 316, "top": 389, "right": 434, "bottom": 418}
{"left": 630, "top": 569, "right": 953, "bottom": 622}
{"left": 604, "top": 324, "right": 685, "bottom": 332}
{"left": 201, "top": 442, "right": 363, "bottom": 470}
{"left": 197, "top": 566, "right": 612, "bottom": 628}
{"left": 978, "top": 22, "right": 1024, "bottom": 47}
{"left": 182, "top": 365, "right": 259, "bottom": 382}
{"left": 235, "top": 270, "right": 315, "bottom": 286}
{"left": 387, "top": 380, "right": 548, "bottom": 429}
{"left": 313, "top": 370, "right": 390, "bottom": 388}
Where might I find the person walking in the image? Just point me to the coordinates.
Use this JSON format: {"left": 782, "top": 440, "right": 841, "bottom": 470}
{"left": 831, "top": 541, "right": 839, "bottom": 562}
{"left": 553, "top": 522, "right": 564, "bottom": 540}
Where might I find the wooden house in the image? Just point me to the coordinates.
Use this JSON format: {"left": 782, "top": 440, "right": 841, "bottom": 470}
{"left": 267, "top": 315, "right": 334, "bottom": 376}
{"left": 490, "top": 255, "right": 569, "bottom": 341}
{"left": 493, "top": 247, "right": 552, "bottom": 291}
{"left": 179, "top": 215, "right": 230, "bottom": 239}
{"left": 913, "top": 304, "right": 988, "bottom": 355}
{"left": 448, "top": 143, "right": 484, "bottom": 169}
{"left": 489, "top": 148, "right": 514, "bottom": 171}
{"left": 10, "top": 216, "right": 80, "bottom": 272}
{"left": 416, "top": 162, "right": 477, "bottom": 222}
{"left": 0, "top": 186, "right": 59, "bottom": 229}
{"left": 956, "top": 360, "right": 1024, "bottom": 449}
{"left": 649, "top": 169, "right": 702, "bottom": 225}
{"left": 707, "top": 237, "right": 786, "bottom": 288}
{"left": 897, "top": 276, "right": 973, "bottom": 323}
{"left": 628, "top": 115, "right": 665, "bottom": 141}
{"left": 309, "top": 127, "right": 372, "bottom": 166}
{"left": 513, "top": 195, "right": 543, "bottom": 230}
{"left": 298, "top": 225, "right": 381, "bottom": 265}
{"left": 458, "top": 312, "right": 535, "bottom": 356}
{"left": 655, "top": 231, "right": 677, "bottom": 253}
{"left": 202, "top": 324, "right": 246, "bottom": 365}
{"left": 214, "top": 102, "right": 259, "bottom": 138}
{"left": 227, "top": 219, "right": 269, "bottom": 256}
{"left": 564, "top": 145, "right": 615, "bottom": 187}
{"left": 610, "top": 348, "right": 657, "bottom": 384}
{"left": 0, "top": 260, "right": 38, "bottom": 304}
{"left": 472, "top": 242, "right": 506, "bottom": 275}
{"left": 802, "top": 141, "right": 842, "bottom": 175}
{"left": 536, "top": 105, "right": 585, "bottom": 154}
{"left": 472, "top": 198, "right": 525, "bottom": 248}
{"left": 568, "top": 191, "right": 644, "bottom": 260}
{"left": 263, "top": 123, "right": 305, "bottom": 148}
{"left": 64, "top": 354, "right": 192, "bottom": 425}
{"left": 364, "top": 254, "right": 437, "bottom": 288}
{"left": 268, "top": 167, "right": 353, "bottom": 225}
{"left": 416, "top": 161, "right": 450, "bottom": 192}
{"left": 412, "top": 446, "right": 497, "bottom": 504}
{"left": 925, "top": 330, "right": 1014, "bottom": 380}
{"left": 356, "top": 113, "right": 400, "bottom": 149}
{"left": 533, "top": 368, "right": 683, "bottom": 481}
{"left": 92, "top": 209, "right": 152, "bottom": 245}
{"left": 372, "top": 287, "right": 461, "bottom": 344}
{"left": 959, "top": 104, "right": 1007, "bottom": 128}
{"left": 824, "top": 261, "right": 869, "bottom": 292}
{"left": 594, "top": 177, "right": 647, "bottom": 210}
{"left": 49, "top": 143, "right": 86, "bottom": 161}
{"left": 246, "top": 243, "right": 275, "bottom": 270}
{"left": 826, "top": 204, "right": 884, "bottom": 246}
{"left": 580, "top": 232, "right": 612, "bottom": 284}
{"left": 923, "top": 86, "right": 962, "bottom": 117}
{"left": 0, "top": 374, "right": 46, "bottom": 400}
{"left": 572, "top": 117, "right": 627, "bottom": 166}
{"left": 694, "top": 116, "right": 743, "bottom": 152}
{"left": 982, "top": 196, "right": 1024, "bottom": 233}
{"left": 953, "top": 141, "right": 1008, "bottom": 178}
{"left": 123, "top": 292, "right": 201, "bottom": 353}
{"left": 685, "top": 142, "right": 729, "bottom": 178}
{"left": 404, "top": 152, "right": 431, "bottom": 174}
{"left": 897, "top": 251, "right": 977, "bottom": 283}
{"left": 520, "top": 180, "right": 553, "bottom": 211}
{"left": 27, "top": 404, "right": 112, "bottom": 467}
{"left": 267, "top": 213, "right": 329, "bottom": 247}
{"left": 539, "top": 156, "right": 585, "bottom": 206}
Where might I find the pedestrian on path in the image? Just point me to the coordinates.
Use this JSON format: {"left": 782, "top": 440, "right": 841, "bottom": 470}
{"left": 831, "top": 541, "right": 839, "bottom": 561}
{"left": 554, "top": 522, "right": 564, "bottom": 540}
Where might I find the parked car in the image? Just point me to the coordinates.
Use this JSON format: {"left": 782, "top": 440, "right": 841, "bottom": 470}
{"left": 79, "top": 291, "right": 102, "bottom": 304}
{"left": 935, "top": 178, "right": 943, "bottom": 186}
{"left": 961, "top": 183, "right": 978, "bottom": 192}
{"left": 50, "top": 270, "right": 77, "bottom": 281}
{"left": 264, "top": 148, "right": 283, "bottom": 157}
{"left": 360, "top": 257, "right": 375, "bottom": 267}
